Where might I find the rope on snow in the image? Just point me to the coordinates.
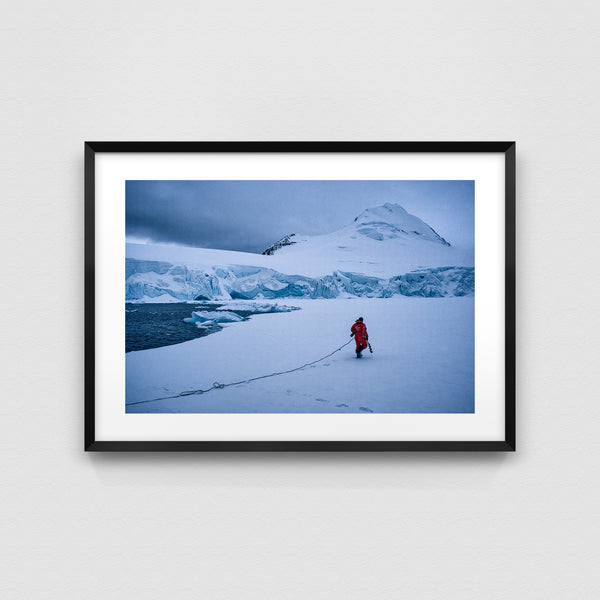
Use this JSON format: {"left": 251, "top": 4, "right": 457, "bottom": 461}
{"left": 125, "top": 339, "right": 354, "bottom": 407}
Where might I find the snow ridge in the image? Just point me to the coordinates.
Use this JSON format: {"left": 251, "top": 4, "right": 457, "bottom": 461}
{"left": 262, "top": 233, "right": 297, "bottom": 255}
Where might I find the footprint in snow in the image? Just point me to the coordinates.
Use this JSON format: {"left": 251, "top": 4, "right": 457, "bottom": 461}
{"left": 315, "top": 398, "right": 328, "bottom": 403}
{"left": 336, "top": 403, "right": 349, "bottom": 408}
{"left": 359, "top": 407, "right": 374, "bottom": 413}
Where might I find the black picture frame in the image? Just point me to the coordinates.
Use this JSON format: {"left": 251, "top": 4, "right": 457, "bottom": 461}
{"left": 85, "top": 141, "right": 515, "bottom": 452}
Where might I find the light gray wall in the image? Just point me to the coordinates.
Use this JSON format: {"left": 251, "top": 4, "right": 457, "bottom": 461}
{"left": 2, "top": 1, "right": 598, "bottom": 598}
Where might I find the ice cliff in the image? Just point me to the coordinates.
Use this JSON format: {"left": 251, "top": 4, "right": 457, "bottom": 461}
{"left": 126, "top": 258, "right": 474, "bottom": 302}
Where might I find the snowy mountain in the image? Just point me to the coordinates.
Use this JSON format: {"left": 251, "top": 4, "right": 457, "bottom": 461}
{"left": 253, "top": 202, "right": 470, "bottom": 277}
{"left": 264, "top": 203, "right": 450, "bottom": 255}
{"left": 125, "top": 203, "right": 474, "bottom": 302}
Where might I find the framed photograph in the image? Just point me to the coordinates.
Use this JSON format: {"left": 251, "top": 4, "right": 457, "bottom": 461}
{"left": 85, "top": 141, "right": 515, "bottom": 451}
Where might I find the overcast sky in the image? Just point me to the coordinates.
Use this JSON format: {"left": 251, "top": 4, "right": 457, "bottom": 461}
{"left": 126, "top": 180, "right": 474, "bottom": 253}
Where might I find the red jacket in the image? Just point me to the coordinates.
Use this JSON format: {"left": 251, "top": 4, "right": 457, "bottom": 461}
{"left": 351, "top": 320, "right": 368, "bottom": 343}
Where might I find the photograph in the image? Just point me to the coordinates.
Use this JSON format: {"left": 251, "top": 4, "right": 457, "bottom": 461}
{"left": 10, "top": 1, "right": 600, "bottom": 595}
{"left": 124, "top": 179, "right": 475, "bottom": 414}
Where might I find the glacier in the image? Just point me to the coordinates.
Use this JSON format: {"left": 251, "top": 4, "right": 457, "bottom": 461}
{"left": 126, "top": 258, "right": 474, "bottom": 302}
{"left": 125, "top": 203, "right": 474, "bottom": 303}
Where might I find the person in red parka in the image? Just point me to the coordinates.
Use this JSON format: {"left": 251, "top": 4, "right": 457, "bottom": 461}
{"left": 350, "top": 317, "right": 368, "bottom": 358}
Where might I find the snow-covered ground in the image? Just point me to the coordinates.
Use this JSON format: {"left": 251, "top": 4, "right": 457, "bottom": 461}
{"left": 126, "top": 296, "right": 474, "bottom": 414}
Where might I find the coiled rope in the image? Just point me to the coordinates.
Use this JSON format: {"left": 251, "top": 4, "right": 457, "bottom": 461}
{"left": 125, "top": 339, "right": 354, "bottom": 407}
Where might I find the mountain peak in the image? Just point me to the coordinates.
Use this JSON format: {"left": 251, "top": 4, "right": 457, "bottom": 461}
{"left": 262, "top": 203, "right": 451, "bottom": 257}
{"left": 352, "top": 203, "right": 450, "bottom": 246}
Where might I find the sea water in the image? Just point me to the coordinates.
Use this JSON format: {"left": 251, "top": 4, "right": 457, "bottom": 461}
{"left": 125, "top": 302, "right": 273, "bottom": 352}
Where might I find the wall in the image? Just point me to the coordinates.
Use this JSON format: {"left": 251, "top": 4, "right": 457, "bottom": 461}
{"left": 2, "top": 1, "right": 598, "bottom": 598}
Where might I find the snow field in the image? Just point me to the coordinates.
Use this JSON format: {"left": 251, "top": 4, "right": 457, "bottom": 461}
{"left": 126, "top": 296, "right": 474, "bottom": 413}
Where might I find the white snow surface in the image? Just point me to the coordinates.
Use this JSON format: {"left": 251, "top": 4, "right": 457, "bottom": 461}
{"left": 126, "top": 296, "right": 474, "bottom": 413}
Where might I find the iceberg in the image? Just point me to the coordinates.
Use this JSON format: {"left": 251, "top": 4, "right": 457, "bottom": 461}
{"left": 183, "top": 310, "right": 245, "bottom": 327}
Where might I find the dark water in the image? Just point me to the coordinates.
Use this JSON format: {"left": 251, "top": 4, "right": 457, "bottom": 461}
{"left": 126, "top": 302, "right": 256, "bottom": 353}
